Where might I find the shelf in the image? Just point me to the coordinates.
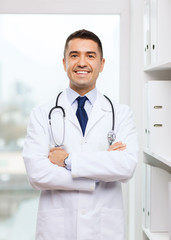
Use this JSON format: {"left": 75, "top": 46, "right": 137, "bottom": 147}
{"left": 142, "top": 226, "right": 169, "bottom": 240}
{"left": 144, "top": 61, "right": 171, "bottom": 71}
{"left": 144, "top": 148, "right": 171, "bottom": 173}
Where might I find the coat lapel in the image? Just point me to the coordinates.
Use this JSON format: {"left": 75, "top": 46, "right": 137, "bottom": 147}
{"left": 85, "top": 91, "right": 112, "bottom": 136}
{"left": 58, "top": 90, "right": 81, "bottom": 132}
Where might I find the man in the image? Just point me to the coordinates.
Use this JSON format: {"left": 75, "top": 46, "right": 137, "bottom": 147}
{"left": 23, "top": 29, "right": 138, "bottom": 240}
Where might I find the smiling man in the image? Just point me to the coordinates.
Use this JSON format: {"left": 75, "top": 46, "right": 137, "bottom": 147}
{"left": 23, "top": 29, "right": 138, "bottom": 240}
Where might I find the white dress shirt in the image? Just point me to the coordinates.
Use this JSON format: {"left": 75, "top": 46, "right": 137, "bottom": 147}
{"left": 65, "top": 87, "right": 97, "bottom": 170}
{"left": 66, "top": 87, "right": 97, "bottom": 117}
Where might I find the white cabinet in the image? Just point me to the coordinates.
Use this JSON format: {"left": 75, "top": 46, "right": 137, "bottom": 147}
{"left": 144, "top": 81, "right": 171, "bottom": 158}
{"left": 155, "top": 0, "right": 171, "bottom": 64}
{"left": 143, "top": 0, "right": 171, "bottom": 240}
{"left": 169, "top": 183, "right": 171, "bottom": 240}
{"left": 144, "top": 0, "right": 171, "bottom": 67}
{"left": 142, "top": 154, "right": 171, "bottom": 240}
{"left": 143, "top": 165, "right": 171, "bottom": 232}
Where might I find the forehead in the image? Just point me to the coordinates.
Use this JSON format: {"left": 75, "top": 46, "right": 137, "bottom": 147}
{"left": 66, "top": 38, "right": 99, "bottom": 53}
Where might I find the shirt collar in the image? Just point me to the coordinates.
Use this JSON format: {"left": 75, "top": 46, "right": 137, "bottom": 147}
{"left": 66, "top": 87, "right": 97, "bottom": 106}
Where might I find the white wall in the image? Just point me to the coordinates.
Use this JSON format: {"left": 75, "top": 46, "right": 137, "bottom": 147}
{"left": 129, "top": 0, "right": 144, "bottom": 239}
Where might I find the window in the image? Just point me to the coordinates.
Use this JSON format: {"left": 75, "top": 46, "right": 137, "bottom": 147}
{"left": 0, "top": 14, "right": 120, "bottom": 239}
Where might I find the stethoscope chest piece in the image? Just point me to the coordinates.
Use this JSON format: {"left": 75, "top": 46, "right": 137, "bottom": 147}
{"left": 107, "top": 130, "right": 116, "bottom": 146}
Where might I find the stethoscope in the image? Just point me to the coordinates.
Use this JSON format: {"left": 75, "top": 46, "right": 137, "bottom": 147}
{"left": 48, "top": 92, "right": 116, "bottom": 147}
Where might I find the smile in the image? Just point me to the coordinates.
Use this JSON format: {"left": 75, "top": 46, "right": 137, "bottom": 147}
{"left": 75, "top": 71, "right": 90, "bottom": 74}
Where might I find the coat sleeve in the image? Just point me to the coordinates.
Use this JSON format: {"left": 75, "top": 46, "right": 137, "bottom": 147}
{"left": 23, "top": 107, "right": 95, "bottom": 191}
{"left": 71, "top": 104, "right": 139, "bottom": 183}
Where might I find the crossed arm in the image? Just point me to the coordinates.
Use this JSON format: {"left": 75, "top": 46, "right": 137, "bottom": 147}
{"left": 48, "top": 142, "right": 127, "bottom": 168}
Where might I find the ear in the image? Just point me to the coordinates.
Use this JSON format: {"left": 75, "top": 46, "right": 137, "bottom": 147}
{"left": 63, "top": 58, "right": 66, "bottom": 72}
{"left": 100, "top": 58, "right": 105, "bottom": 72}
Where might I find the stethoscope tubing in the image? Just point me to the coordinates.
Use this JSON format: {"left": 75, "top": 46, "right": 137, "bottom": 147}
{"left": 48, "top": 91, "right": 115, "bottom": 146}
{"left": 103, "top": 95, "right": 114, "bottom": 131}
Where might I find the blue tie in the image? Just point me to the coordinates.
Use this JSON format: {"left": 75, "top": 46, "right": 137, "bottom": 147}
{"left": 76, "top": 96, "right": 88, "bottom": 136}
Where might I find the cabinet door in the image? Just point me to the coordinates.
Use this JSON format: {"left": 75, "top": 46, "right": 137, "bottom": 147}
{"left": 144, "top": 83, "right": 149, "bottom": 149}
{"left": 146, "top": 166, "right": 171, "bottom": 232}
{"left": 142, "top": 164, "right": 148, "bottom": 228}
{"left": 144, "top": 0, "right": 171, "bottom": 65}
{"left": 144, "top": 0, "right": 151, "bottom": 66}
{"left": 147, "top": 81, "right": 171, "bottom": 158}
{"left": 157, "top": 0, "right": 171, "bottom": 63}
{"left": 146, "top": 165, "right": 151, "bottom": 229}
{"left": 169, "top": 182, "right": 171, "bottom": 240}
{"left": 150, "top": 0, "right": 157, "bottom": 64}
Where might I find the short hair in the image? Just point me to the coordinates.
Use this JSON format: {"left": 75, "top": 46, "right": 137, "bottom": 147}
{"left": 64, "top": 29, "right": 103, "bottom": 59}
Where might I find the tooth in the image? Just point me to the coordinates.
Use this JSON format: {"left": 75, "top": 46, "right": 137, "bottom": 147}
{"left": 77, "top": 71, "right": 88, "bottom": 74}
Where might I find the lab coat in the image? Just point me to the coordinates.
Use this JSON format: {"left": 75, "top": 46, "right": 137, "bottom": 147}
{"left": 23, "top": 89, "right": 138, "bottom": 240}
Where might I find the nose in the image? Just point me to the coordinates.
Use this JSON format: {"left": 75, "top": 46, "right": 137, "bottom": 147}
{"left": 77, "top": 55, "right": 87, "bottom": 68}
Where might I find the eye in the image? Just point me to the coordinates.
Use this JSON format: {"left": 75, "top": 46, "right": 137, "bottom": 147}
{"left": 88, "top": 55, "right": 95, "bottom": 58}
{"left": 71, "top": 54, "right": 78, "bottom": 58}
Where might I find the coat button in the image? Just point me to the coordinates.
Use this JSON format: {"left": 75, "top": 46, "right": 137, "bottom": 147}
{"left": 81, "top": 139, "right": 87, "bottom": 144}
{"left": 81, "top": 209, "right": 86, "bottom": 215}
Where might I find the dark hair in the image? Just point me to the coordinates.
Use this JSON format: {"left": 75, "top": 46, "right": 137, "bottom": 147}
{"left": 64, "top": 29, "right": 103, "bottom": 59}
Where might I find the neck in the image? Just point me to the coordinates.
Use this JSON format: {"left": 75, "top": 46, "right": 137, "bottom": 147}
{"left": 69, "top": 86, "right": 96, "bottom": 96}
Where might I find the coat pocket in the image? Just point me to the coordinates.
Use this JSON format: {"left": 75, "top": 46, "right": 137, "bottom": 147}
{"left": 100, "top": 208, "right": 125, "bottom": 240}
{"left": 36, "top": 208, "right": 64, "bottom": 240}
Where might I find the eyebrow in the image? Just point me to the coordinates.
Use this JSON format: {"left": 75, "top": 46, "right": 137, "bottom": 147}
{"left": 87, "top": 51, "right": 97, "bottom": 55}
{"left": 69, "top": 51, "right": 97, "bottom": 56}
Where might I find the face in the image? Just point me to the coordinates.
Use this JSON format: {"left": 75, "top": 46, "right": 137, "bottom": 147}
{"left": 63, "top": 38, "right": 105, "bottom": 95}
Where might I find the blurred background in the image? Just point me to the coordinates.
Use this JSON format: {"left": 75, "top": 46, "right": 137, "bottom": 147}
{"left": 0, "top": 14, "right": 120, "bottom": 240}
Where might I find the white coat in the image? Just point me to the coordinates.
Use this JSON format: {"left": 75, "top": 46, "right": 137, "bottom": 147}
{"left": 23, "top": 89, "right": 138, "bottom": 240}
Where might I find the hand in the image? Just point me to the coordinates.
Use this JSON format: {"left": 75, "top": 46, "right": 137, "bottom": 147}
{"left": 48, "top": 147, "right": 69, "bottom": 167}
{"left": 108, "top": 141, "right": 127, "bottom": 151}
